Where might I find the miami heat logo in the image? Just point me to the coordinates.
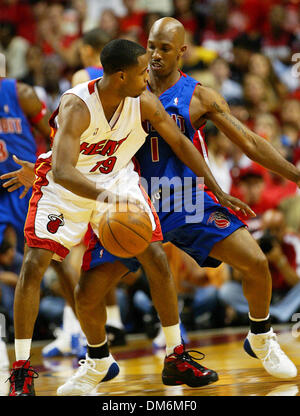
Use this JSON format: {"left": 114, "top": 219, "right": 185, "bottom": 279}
{"left": 47, "top": 213, "right": 65, "bottom": 234}
{"left": 207, "top": 211, "right": 231, "bottom": 229}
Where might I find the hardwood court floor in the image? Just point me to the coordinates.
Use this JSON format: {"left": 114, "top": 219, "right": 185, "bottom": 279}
{"left": 1, "top": 325, "right": 300, "bottom": 397}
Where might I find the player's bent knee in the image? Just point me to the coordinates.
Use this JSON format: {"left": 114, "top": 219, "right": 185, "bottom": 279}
{"left": 244, "top": 250, "right": 269, "bottom": 277}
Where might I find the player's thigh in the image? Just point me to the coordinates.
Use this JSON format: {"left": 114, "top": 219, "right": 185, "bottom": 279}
{"left": 25, "top": 181, "right": 93, "bottom": 258}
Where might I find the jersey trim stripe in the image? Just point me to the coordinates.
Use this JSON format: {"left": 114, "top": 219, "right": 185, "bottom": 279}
{"left": 24, "top": 160, "right": 69, "bottom": 259}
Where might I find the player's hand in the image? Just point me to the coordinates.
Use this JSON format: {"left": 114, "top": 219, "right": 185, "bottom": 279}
{"left": 0, "top": 155, "right": 35, "bottom": 199}
{"left": 217, "top": 192, "right": 256, "bottom": 217}
{"left": 98, "top": 191, "right": 146, "bottom": 213}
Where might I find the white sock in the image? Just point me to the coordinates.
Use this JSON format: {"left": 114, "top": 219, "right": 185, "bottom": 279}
{"left": 87, "top": 337, "right": 107, "bottom": 349}
{"left": 63, "top": 305, "right": 81, "bottom": 334}
{"left": 106, "top": 305, "right": 123, "bottom": 329}
{"left": 163, "top": 323, "right": 181, "bottom": 356}
{"left": 249, "top": 313, "right": 270, "bottom": 322}
{"left": 15, "top": 339, "right": 32, "bottom": 361}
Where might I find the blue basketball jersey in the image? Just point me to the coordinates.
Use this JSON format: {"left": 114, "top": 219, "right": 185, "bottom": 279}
{"left": 0, "top": 78, "right": 37, "bottom": 251}
{"left": 136, "top": 71, "right": 208, "bottom": 232}
{"left": 85, "top": 66, "right": 103, "bottom": 80}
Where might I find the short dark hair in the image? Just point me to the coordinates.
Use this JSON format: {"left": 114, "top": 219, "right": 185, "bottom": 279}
{"left": 100, "top": 39, "right": 146, "bottom": 75}
{"left": 82, "top": 28, "right": 111, "bottom": 52}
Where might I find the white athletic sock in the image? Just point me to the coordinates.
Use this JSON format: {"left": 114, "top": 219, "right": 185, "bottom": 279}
{"left": 63, "top": 305, "right": 81, "bottom": 334}
{"left": 15, "top": 339, "right": 32, "bottom": 361}
{"left": 163, "top": 323, "right": 182, "bottom": 356}
{"left": 87, "top": 337, "right": 107, "bottom": 348}
{"left": 249, "top": 313, "right": 270, "bottom": 322}
{"left": 106, "top": 305, "right": 123, "bottom": 329}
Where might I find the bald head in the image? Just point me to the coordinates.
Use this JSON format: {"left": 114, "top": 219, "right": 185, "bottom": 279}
{"left": 149, "top": 17, "right": 185, "bottom": 49}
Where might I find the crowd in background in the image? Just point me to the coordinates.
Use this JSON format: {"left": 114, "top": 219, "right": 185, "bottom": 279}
{"left": 1, "top": 0, "right": 300, "bottom": 343}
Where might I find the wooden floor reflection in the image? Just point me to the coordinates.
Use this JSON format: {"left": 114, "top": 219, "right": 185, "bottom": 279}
{"left": 1, "top": 325, "right": 300, "bottom": 397}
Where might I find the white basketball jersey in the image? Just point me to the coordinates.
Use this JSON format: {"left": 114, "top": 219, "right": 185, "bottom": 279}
{"left": 51, "top": 78, "right": 147, "bottom": 181}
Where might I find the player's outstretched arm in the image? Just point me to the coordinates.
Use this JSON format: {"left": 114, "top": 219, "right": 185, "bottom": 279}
{"left": 199, "top": 86, "right": 300, "bottom": 187}
{"left": 17, "top": 82, "right": 51, "bottom": 140}
{"left": 0, "top": 155, "right": 35, "bottom": 198}
{"left": 140, "top": 90, "right": 255, "bottom": 217}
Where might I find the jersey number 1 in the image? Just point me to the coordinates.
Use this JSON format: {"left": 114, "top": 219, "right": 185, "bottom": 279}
{"left": 151, "top": 137, "right": 159, "bottom": 162}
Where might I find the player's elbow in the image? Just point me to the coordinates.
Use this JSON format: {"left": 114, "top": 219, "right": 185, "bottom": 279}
{"left": 52, "top": 164, "right": 66, "bottom": 185}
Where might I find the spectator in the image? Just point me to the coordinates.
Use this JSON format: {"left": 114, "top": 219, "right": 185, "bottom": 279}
{"left": 209, "top": 57, "right": 243, "bottom": 101}
{"left": 227, "top": 97, "right": 250, "bottom": 126}
{"left": 200, "top": 0, "right": 239, "bottom": 61}
{"left": 173, "top": 0, "right": 198, "bottom": 39}
{"left": 227, "top": 0, "right": 270, "bottom": 34}
{"left": 219, "top": 208, "right": 300, "bottom": 323}
{"left": 181, "top": 31, "right": 217, "bottom": 75}
{"left": 248, "top": 52, "right": 287, "bottom": 104}
{"left": 262, "top": 5, "right": 295, "bottom": 64}
{"left": 243, "top": 73, "right": 276, "bottom": 119}
{"left": 20, "top": 44, "right": 45, "bottom": 87}
{"left": 37, "top": 3, "right": 81, "bottom": 67}
{"left": 231, "top": 164, "right": 277, "bottom": 234}
{"left": 253, "top": 113, "right": 288, "bottom": 159}
{"left": 41, "top": 56, "right": 71, "bottom": 114}
{"left": 83, "top": 0, "right": 126, "bottom": 31}
{"left": 205, "top": 124, "right": 233, "bottom": 193}
{"left": 280, "top": 98, "right": 300, "bottom": 131}
{"left": 139, "top": 11, "right": 163, "bottom": 48}
{"left": 0, "top": 0, "right": 37, "bottom": 43}
{"left": 0, "top": 21, "right": 29, "bottom": 79}
{"left": 230, "top": 32, "right": 261, "bottom": 84}
{"left": 119, "top": 0, "right": 146, "bottom": 41}
{"left": 99, "top": 9, "right": 120, "bottom": 40}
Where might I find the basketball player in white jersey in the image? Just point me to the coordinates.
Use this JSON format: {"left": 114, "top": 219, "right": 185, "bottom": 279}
{"left": 7, "top": 39, "right": 254, "bottom": 396}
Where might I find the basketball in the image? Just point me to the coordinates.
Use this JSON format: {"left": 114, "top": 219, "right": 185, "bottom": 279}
{"left": 98, "top": 202, "right": 153, "bottom": 258}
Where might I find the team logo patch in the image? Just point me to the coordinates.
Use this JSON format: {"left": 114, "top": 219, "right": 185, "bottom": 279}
{"left": 207, "top": 211, "right": 231, "bottom": 229}
{"left": 47, "top": 213, "right": 65, "bottom": 234}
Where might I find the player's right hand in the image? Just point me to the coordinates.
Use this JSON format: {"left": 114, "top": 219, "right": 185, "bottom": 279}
{"left": 0, "top": 155, "right": 35, "bottom": 199}
{"left": 217, "top": 192, "right": 256, "bottom": 218}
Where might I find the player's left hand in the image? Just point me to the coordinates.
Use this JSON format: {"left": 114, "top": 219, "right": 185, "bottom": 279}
{"left": 0, "top": 155, "right": 35, "bottom": 199}
{"left": 217, "top": 192, "right": 256, "bottom": 218}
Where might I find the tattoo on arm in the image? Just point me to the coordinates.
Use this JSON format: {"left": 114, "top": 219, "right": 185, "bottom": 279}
{"left": 211, "top": 101, "right": 251, "bottom": 139}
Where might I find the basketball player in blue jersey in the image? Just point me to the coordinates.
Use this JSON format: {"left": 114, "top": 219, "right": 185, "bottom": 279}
{"left": 71, "top": 28, "right": 110, "bottom": 87}
{"left": 0, "top": 79, "right": 50, "bottom": 253}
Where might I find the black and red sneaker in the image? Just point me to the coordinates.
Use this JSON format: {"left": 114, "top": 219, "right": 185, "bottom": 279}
{"left": 162, "top": 344, "right": 218, "bottom": 387}
{"left": 8, "top": 359, "right": 39, "bottom": 396}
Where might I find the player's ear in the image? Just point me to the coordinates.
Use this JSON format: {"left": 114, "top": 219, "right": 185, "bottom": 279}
{"left": 179, "top": 44, "right": 188, "bottom": 57}
{"left": 118, "top": 71, "right": 126, "bottom": 81}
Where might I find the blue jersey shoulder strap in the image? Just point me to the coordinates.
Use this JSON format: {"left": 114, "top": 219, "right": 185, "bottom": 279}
{"left": 85, "top": 66, "right": 104, "bottom": 80}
